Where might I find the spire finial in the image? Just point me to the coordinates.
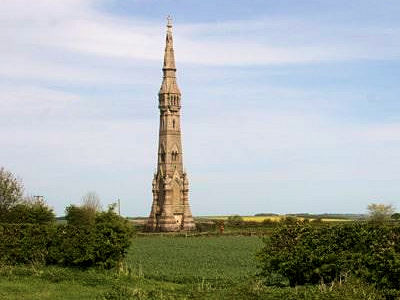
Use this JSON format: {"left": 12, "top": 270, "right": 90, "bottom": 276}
{"left": 167, "top": 15, "right": 172, "bottom": 28}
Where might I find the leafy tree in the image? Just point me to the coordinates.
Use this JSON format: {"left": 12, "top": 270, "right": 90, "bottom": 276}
{"left": 367, "top": 203, "right": 395, "bottom": 223}
{"left": 227, "top": 215, "right": 244, "bottom": 226}
{"left": 65, "top": 192, "right": 102, "bottom": 226}
{"left": 53, "top": 204, "right": 133, "bottom": 268}
{"left": 391, "top": 213, "right": 400, "bottom": 220}
{"left": 65, "top": 204, "right": 96, "bottom": 226}
{"left": 0, "top": 167, "right": 23, "bottom": 218}
{"left": 280, "top": 216, "right": 298, "bottom": 225}
{"left": 262, "top": 218, "right": 275, "bottom": 226}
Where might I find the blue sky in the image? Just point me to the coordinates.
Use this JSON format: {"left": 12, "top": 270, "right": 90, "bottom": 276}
{"left": 0, "top": 0, "right": 399, "bottom": 216}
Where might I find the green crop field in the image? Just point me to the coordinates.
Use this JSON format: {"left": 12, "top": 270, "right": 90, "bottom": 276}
{"left": 126, "top": 236, "right": 263, "bottom": 284}
{"left": 0, "top": 234, "right": 384, "bottom": 299}
{"left": 0, "top": 236, "right": 263, "bottom": 299}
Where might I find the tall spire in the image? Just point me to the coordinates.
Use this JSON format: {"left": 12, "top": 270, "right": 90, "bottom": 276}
{"left": 160, "top": 16, "right": 180, "bottom": 95}
{"left": 146, "top": 18, "right": 195, "bottom": 232}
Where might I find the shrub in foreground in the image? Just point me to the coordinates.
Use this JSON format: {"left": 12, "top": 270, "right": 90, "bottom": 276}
{"left": 3, "top": 200, "right": 55, "bottom": 224}
{"left": 0, "top": 207, "right": 133, "bottom": 269}
{"left": 51, "top": 206, "right": 134, "bottom": 268}
{"left": 0, "top": 224, "right": 55, "bottom": 265}
{"left": 258, "top": 222, "right": 400, "bottom": 298}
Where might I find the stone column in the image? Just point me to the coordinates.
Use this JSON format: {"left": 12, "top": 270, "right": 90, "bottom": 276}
{"left": 182, "top": 173, "right": 196, "bottom": 231}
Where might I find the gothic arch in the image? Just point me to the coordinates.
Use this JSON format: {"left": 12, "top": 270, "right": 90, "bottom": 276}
{"left": 171, "top": 144, "right": 179, "bottom": 161}
{"left": 159, "top": 143, "right": 166, "bottom": 162}
{"left": 172, "top": 179, "right": 183, "bottom": 206}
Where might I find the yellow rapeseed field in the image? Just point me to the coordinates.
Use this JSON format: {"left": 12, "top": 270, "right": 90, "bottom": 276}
{"left": 205, "top": 216, "right": 351, "bottom": 223}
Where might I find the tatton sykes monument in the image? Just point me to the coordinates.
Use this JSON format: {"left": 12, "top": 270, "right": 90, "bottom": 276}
{"left": 146, "top": 18, "right": 196, "bottom": 232}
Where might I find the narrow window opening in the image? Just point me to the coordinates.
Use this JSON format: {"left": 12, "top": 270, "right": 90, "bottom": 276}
{"left": 171, "top": 151, "right": 178, "bottom": 161}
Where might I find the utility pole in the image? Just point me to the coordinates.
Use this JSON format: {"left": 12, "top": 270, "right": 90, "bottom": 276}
{"left": 118, "top": 198, "right": 121, "bottom": 216}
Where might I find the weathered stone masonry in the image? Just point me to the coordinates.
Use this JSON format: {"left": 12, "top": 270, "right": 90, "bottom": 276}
{"left": 146, "top": 19, "right": 196, "bottom": 232}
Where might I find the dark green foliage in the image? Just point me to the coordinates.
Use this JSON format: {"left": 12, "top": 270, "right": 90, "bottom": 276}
{"left": 391, "top": 213, "right": 400, "bottom": 220}
{"left": 92, "top": 208, "right": 134, "bottom": 268}
{"left": 52, "top": 207, "right": 134, "bottom": 268}
{"left": 254, "top": 213, "right": 279, "bottom": 217}
{"left": 258, "top": 223, "right": 400, "bottom": 298}
{"left": 65, "top": 204, "right": 96, "bottom": 226}
{"left": 0, "top": 224, "right": 56, "bottom": 265}
{"left": 262, "top": 218, "right": 275, "bottom": 226}
{"left": 196, "top": 221, "right": 217, "bottom": 232}
{"left": 227, "top": 215, "right": 244, "bottom": 226}
{"left": 0, "top": 207, "right": 133, "bottom": 269}
{"left": 49, "top": 225, "right": 96, "bottom": 267}
{"left": 2, "top": 201, "right": 55, "bottom": 224}
{"left": 279, "top": 216, "right": 298, "bottom": 225}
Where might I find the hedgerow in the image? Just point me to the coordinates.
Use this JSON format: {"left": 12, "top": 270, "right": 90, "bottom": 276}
{"left": 258, "top": 222, "right": 400, "bottom": 298}
{"left": 0, "top": 223, "right": 55, "bottom": 265}
{"left": 0, "top": 207, "right": 134, "bottom": 269}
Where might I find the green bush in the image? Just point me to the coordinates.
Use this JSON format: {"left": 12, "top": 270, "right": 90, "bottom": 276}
{"left": 93, "top": 208, "right": 134, "bottom": 268}
{"left": 258, "top": 223, "right": 400, "bottom": 298}
{"left": 196, "top": 222, "right": 216, "bottom": 232}
{"left": 392, "top": 213, "right": 400, "bottom": 220}
{"left": 65, "top": 204, "right": 96, "bottom": 226}
{"left": 3, "top": 202, "right": 55, "bottom": 224}
{"left": 279, "top": 216, "right": 298, "bottom": 225}
{"left": 262, "top": 218, "right": 275, "bottom": 226}
{"left": 227, "top": 215, "right": 244, "bottom": 226}
{"left": 0, "top": 224, "right": 56, "bottom": 265}
{"left": 52, "top": 207, "right": 134, "bottom": 268}
{"left": 1, "top": 207, "right": 133, "bottom": 269}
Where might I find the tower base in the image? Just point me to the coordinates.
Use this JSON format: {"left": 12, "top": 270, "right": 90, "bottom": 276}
{"left": 145, "top": 213, "right": 196, "bottom": 232}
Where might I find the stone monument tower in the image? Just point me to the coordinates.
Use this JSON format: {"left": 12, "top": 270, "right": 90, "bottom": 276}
{"left": 146, "top": 18, "right": 196, "bottom": 232}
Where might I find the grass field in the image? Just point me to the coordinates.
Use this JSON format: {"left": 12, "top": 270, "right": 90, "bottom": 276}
{"left": 0, "top": 234, "right": 383, "bottom": 299}
{"left": 0, "top": 236, "right": 264, "bottom": 299}
{"left": 127, "top": 236, "right": 263, "bottom": 284}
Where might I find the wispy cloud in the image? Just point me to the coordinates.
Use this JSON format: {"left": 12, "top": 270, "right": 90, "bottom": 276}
{"left": 1, "top": 0, "right": 399, "bottom": 84}
{"left": 1, "top": 0, "right": 399, "bottom": 215}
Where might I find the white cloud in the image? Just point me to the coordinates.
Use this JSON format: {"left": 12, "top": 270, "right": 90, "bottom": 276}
{"left": 186, "top": 109, "right": 400, "bottom": 181}
{"left": 0, "top": 84, "right": 80, "bottom": 117}
{"left": 0, "top": 0, "right": 399, "bottom": 89}
{"left": 1, "top": 0, "right": 399, "bottom": 215}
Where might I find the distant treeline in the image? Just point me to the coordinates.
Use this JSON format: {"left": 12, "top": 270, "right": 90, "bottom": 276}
{"left": 254, "top": 213, "right": 365, "bottom": 219}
